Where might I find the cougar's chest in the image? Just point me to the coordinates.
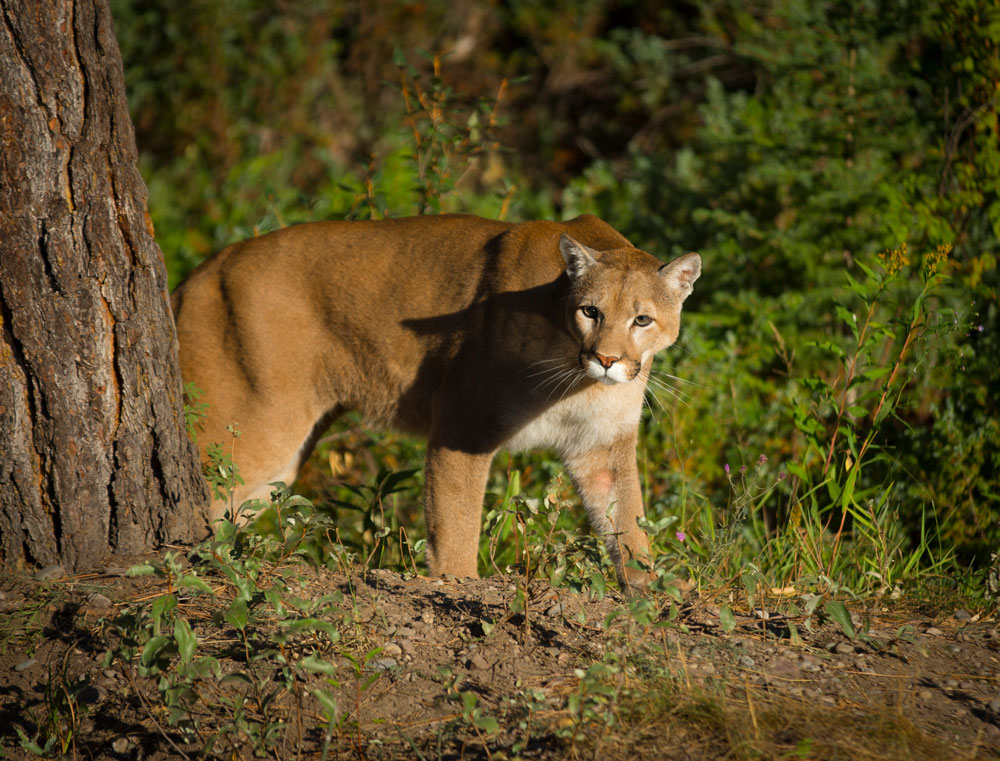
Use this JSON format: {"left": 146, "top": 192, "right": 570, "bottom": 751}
{"left": 503, "top": 381, "right": 644, "bottom": 456}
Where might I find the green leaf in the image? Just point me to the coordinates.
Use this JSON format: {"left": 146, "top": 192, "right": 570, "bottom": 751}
{"left": 475, "top": 714, "right": 500, "bottom": 733}
{"left": 299, "top": 652, "right": 338, "bottom": 675}
{"left": 283, "top": 617, "right": 339, "bottom": 639}
{"left": 126, "top": 562, "right": 158, "bottom": 577}
{"left": 824, "top": 600, "right": 855, "bottom": 639}
{"left": 178, "top": 574, "right": 215, "bottom": 597}
{"left": 174, "top": 618, "right": 197, "bottom": 664}
{"left": 719, "top": 605, "right": 736, "bottom": 633}
{"left": 151, "top": 593, "right": 177, "bottom": 635}
{"left": 840, "top": 466, "right": 858, "bottom": 511}
{"left": 225, "top": 598, "right": 248, "bottom": 631}
{"left": 140, "top": 635, "right": 172, "bottom": 668}
{"left": 314, "top": 687, "right": 339, "bottom": 720}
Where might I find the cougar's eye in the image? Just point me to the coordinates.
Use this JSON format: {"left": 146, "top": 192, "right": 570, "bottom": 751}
{"left": 634, "top": 315, "right": 653, "bottom": 327}
{"left": 581, "top": 305, "right": 601, "bottom": 320}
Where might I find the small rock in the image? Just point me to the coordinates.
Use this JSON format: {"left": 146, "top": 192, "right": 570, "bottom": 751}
{"left": 545, "top": 602, "right": 564, "bottom": 618}
{"left": 102, "top": 668, "right": 118, "bottom": 680}
{"left": 944, "top": 679, "right": 959, "bottom": 689}
{"left": 769, "top": 658, "right": 801, "bottom": 680}
{"left": 557, "top": 651, "right": 572, "bottom": 665}
{"left": 0, "top": 590, "right": 6, "bottom": 601}
{"left": 466, "top": 652, "right": 490, "bottom": 670}
{"left": 953, "top": 608, "right": 971, "bottom": 621}
{"left": 103, "top": 566, "right": 128, "bottom": 577}
{"left": 988, "top": 699, "right": 1000, "bottom": 714}
{"left": 834, "top": 642, "right": 855, "bottom": 655}
{"left": 14, "top": 659, "right": 36, "bottom": 672}
{"left": 985, "top": 629, "right": 999, "bottom": 640}
{"left": 925, "top": 626, "right": 944, "bottom": 637}
{"left": 34, "top": 564, "right": 65, "bottom": 582}
{"left": 370, "top": 658, "right": 398, "bottom": 672}
{"left": 89, "top": 593, "right": 113, "bottom": 610}
{"left": 397, "top": 638, "right": 415, "bottom": 656}
{"left": 80, "top": 685, "right": 104, "bottom": 704}
{"left": 382, "top": 643, "right": 402, "bottom": 658}
{"left": 739, "top": 655, "right": 756, "bottom": 668}
{"left": 918, "top": 689, "right": 933, "bottom": 701}
{"left": 111, "top": 737, "right": 129, "bottom": 754}
{"left": 420, "top": 611, "right": 435, "bottom": 624}
{"left": 800, "top": 658, "right": 821, "bottom": 672}
{"left": 394, "top": 626, "right": 415, "bottom": 638}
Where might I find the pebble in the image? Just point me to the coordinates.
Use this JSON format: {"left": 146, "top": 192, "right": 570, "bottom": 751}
{"left": 381, "top": 643, "right": 402, "bottom": 658}
{"left": 420, "top": 611, "right": 435, "bottom": 625}
{"left": 769, "top": 658, "right": 801, "bottom": 680}
{"left": 102, "top": 668, "right": 118, "bottom": 680}
{"left": 925, "top": 626, "right": 944, "bottom": 636}
{"left": 988, "top": 699, "right": 1000, "bottom": 714}
{"left": 739, "top": 655, "right": 756, "bottom": 668}
{"left": 800, "top": 659, "right": 821, "bottom": 673}
{"left": 34, "top": 564, "right": 65, "bottom": 582}
{"left": 834, "top": 642, "right": 855, "bottom": 655}
{"left": 466, "top": 652, "right": 490, "bottom": 670}
{"left": 14, "top": 659, "right": 36, "bottom": 672}
{"left": 370, "top": 658, "right": 398, "bottom": 672}
{"left": 111, "top": 737, "right": 129, "bottom": 754}
{"left": 0, "top": 590, "right": 6, "bottom": 601}
{"left": 545, "top": 602, "right": 564, "bottom": 618}
{"left": 953, "top": 608, "right": 971, "bottom": 621}
{"left": 944, "top": 679, "right": 959, "bottom": 689}
{"left": 918, "top": 689, "right": 933, "bottom": 701}
{"left": 89, "top": 593, "right": 113, "bottom": 610}
{"left": 397, "top": 638, "right": 415, "bottom": 656}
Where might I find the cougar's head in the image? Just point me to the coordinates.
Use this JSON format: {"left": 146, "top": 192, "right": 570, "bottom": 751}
{"left": 559, "top": 234, "right": 701, "bottom": 385}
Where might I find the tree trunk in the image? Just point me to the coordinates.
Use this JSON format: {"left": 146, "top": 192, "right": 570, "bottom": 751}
{"left": 0, "top": 0, "right": 209, "bottom": 572}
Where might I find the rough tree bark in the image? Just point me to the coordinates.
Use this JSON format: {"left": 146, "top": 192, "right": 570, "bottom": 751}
{"left": 0, "top": 0, "right": 209, "bottom": 572}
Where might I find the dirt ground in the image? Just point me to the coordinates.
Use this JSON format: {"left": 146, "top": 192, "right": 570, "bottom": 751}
{"left": 1, "top": 563, "right": 999, "bottom": 760}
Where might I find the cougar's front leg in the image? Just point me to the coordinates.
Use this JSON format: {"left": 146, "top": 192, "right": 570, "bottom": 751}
{"left": 423, "top": 441, "right": 494, "bottom": 578}
{"left": 566, "top": 434, "right": 652, "bottom": 591}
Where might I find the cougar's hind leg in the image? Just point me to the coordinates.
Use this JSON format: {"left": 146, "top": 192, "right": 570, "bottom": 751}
{"left": 203, "top": 399, "right": 340, "bottom": 523}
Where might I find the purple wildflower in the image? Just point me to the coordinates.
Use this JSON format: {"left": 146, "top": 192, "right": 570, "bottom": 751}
{"left": 758, "top": 453, "right": 768, "bottom": 465}
{"left": 724, "top": 463, "right": 730, "bottom": 474}
{"left": 739, "top": 464, "right": 747, "bottom": 475}
{"left": 675, "top": 531, "right": 686, "bottom": 542}
{"left": 778, "top": 471, "right": 787, "bottom": 481}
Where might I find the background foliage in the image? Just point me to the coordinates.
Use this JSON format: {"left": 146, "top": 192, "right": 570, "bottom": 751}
{"left": 110, "top": 0, "right": 998, "bottom": 588}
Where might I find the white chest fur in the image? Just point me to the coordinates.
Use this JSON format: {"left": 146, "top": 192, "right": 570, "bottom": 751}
{"left": 503, "top": 380, "right": 645, "bottom": 457}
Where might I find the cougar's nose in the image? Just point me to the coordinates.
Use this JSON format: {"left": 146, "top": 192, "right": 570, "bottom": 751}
{"left": 594, "top": 352, "right": 619, "bottom": 369}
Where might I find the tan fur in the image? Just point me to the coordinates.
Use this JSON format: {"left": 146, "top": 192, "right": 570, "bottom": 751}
{"left": 171, "top": 213, "right": 701, "bottom": 589}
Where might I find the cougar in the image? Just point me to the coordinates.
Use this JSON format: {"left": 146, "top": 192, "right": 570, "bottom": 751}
{"left": 171, "top": 213, "right": 701, "bottom": 589}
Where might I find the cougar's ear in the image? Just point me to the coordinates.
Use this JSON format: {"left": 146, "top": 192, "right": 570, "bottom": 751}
{"left": 559, "top": 234, "right": 601, "bottom": 281}
{"left": 659, "top": 252, "right": 702, "bottom": 302}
